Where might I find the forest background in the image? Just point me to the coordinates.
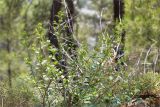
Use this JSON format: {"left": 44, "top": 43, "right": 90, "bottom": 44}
{"left": 0, "top": 0, "right": 160, "bottom": 107}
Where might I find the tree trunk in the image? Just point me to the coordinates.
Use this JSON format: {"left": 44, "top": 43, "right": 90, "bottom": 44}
{"left": 113, "top": 0, "right": 124, "bottom": 21}
{"left": 65, "top": 0, "right": 77, "bottom": 59}
{"left": 113, "top": 0, "right": 125, "bottom": 62}
{"left": 6, "top": 39, "right": 12, "bottom": 88}
{"left": 64, "top": 1, "right": 77, "bottom": 106}
{"left": 48, "top": 0, "right": 62, "bottom": 49}
{"left": 48, "top": 1, "right": 77, "bottom": 106}
{"left": 48, "top": 0, "right": 65, "bottom": 71}
{"left": 113, "top": 0, "right": 125, "bottom": 45}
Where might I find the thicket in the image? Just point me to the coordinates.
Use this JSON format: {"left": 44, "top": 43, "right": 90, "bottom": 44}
{"left": 0, "top": 0, "right": 160, "bottom": 107}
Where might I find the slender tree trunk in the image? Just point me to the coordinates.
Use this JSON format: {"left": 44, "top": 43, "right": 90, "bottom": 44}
{"left": 6, "top": 39, "right": 12, "bottom": 88}
{"left": 48, "top": 0, "right": 62, "bottom": 49}
{"left": 42, "top": 1, "right": 63, "bottom": 107}
{"left": 48, "top": 0, "right": 65, "bottom": 70}
{"left": 48, "top": 1, "right": 77, "bottom": 106}
{"left": 113, "top": 0, "right": 125, "bottom": 64}
{"left": 6, "top": 0, "right": 12, "bottom": 88}
{"left": 64, "top": 1, "right": 77, "bottom": 106}
{"left": 65, "top": 0, "right": 77, "bottom": 59}
{"left": 113, "top": 0, "right": 124, "bottom": 21}
{"left": 113, "top": 0, "right": 125, "bottom": 45}
{"left": 42, "top": 95, "right": 46, "bottom": 107}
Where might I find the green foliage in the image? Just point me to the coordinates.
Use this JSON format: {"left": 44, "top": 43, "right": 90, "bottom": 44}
{"left": 134, "top": 72, "right": 160, "bottom": 94}
{"left": 0, "top": 74, "right": 35, "bottom": 107}
{"left": 24, "top": 22, "right": 129, "bottom": 107}
{"left": 125, "top": 0, "right": 160, "bottom": 49}
{"left": 24, "top": 12, "right": 160, "bottom": 106}
{"left": 0, "top": 0, "right": 160, "bottom": 107}
{"left": 24, "top": 23, "right": 64, "bottom": 106}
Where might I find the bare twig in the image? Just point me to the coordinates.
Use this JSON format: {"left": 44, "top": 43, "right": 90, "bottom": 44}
{"left": 143, "top": 45, "right": 153, "bottom": 73}
{"left": 153, "top": 48, "right": 159, "bottom": 72}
